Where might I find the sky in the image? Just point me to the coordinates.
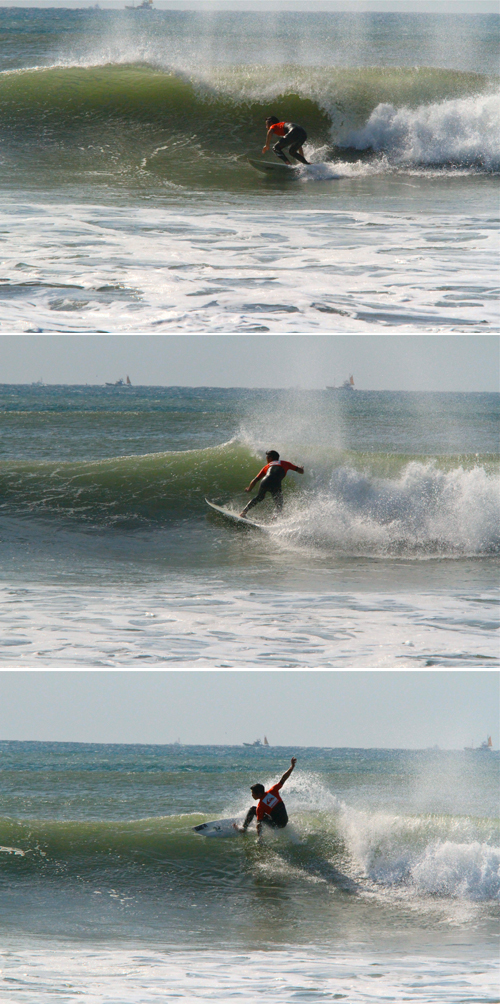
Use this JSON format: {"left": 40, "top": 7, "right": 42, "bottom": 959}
{"left": 1, "top": 335, "right": 498, "bottom": 390}
{"left": 0, "top": 670, "right": 498, "bottom": 748}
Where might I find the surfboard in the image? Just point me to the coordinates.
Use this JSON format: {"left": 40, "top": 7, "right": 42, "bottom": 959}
{"left": 193, "top": 818, "right": 242, "bottom": 838}
{"left": 205, "top": 498, "right": 269, "bottom": 531}
{"left": 248, "top": 158, "right": 296, "bottom": 175}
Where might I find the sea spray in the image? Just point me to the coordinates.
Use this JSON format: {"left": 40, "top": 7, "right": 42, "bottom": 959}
{"left": 344, "top": 90, "right": 500, "bottom": 171}
{"left": 337, "top": 803, "right": 500, "bottom": 901}
{"left": 280, "top": 461, "right": 500, "bottom": 557}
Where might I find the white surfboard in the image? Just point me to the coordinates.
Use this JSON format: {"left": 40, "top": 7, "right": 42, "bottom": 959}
{"left": 248, "top": 158, "right": 296, "bottom": 175}
{"left": 193, "top": 818, "right": 242, "bottom": 837}
{"left": 205, "top": 499, "right": 269, "bottom": 531}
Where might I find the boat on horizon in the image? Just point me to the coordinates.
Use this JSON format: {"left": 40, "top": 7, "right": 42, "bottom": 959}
{"left": 243, "top": 737, "right": 270, "bottom": 747}
{"left": 464, "top": 736, "right": 493, "bottom": 752}
{"left": 125, "top": 0, "right": 153, "bottom": 9}
{"left": 326, "top": 375, "right": 355, "bottom": 391}
{"left": 105, "top": 376, "right": 132, "bottom": 387}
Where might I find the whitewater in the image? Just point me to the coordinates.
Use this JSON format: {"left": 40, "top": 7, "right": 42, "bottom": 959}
{"left": 1, "top": 8, "right": 498, "bottom": 331}
{"left": 0, "top": 739, "right": 498, "bottom": 1003}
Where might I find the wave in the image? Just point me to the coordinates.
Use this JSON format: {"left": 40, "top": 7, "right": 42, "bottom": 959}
{"left": 0, "top": 442, "right": 498, "bottom": 555}
{"left": 0, "top": 441, "right": 255, "bottom": 523}
{"left": 337, "top": 803, "right": 500, "bottom": 902}
{"left": 1, "top": 806, "right": 497, "bottom": 904}
{"left": 1, "top": 63, "right": 497, "bottom": 178}
{"left": 344, "top": 90, "right": 500, "bottom": 170}
{"left": 279, "top": 459, "right": 500, "bottom": 557}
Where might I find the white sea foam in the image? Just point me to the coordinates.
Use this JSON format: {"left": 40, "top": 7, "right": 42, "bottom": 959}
{"left": 338, "top": 804, "right": 500, "bottom": 902}
{"left": 411, "top": 840, "right": 500, "bottom": 901}
{"left": 345, "top": 91, "right": 500, "bottom": 170}
{"left": 273, "top": 462, "right": 500, "bottom": 558}
{"left": 2, "top": 200, "right": 498, "bottom": 334}
{"left": 1, "top": 579, "right": 497, "bottom": 668}
{"left": 0, "top": 943, "right": 497, "bottom": 1004}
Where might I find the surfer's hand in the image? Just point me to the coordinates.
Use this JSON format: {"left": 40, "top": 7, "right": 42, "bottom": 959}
{"left": 244, "top": 486, "right": 251, "bottom": 492}
{"left": 291, "top": 757, "right": 297, "bottom": 768}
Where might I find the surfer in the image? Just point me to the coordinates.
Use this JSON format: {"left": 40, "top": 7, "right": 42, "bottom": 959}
{"left": 239, "top": 450, "right": 304, "bottom": 518}
{"left": 237, "top": 757, "right": 297, "bottom": 836}
{"left": 263, "top": 116, "right": 310, "bottom": 165}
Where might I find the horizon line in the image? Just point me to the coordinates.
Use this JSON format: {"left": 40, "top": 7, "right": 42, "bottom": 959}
{"left": 1, "top": 382, "right": 497, "bottom": 393}
{"left": 1, "top": 739, "right": 495, "bottom": 750}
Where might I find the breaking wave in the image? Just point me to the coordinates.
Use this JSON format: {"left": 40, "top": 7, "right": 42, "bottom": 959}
{"left": 280, "top": 459, "right": 500, "bottom": 557}
{"left": 1, "top": 803, "right": 498, "bottom": 905}
{"left": 338, "top": 803, "right": 500, "bottom": 902}
{"left": 0, "top": 440, "right": 498, "bottom": 557}
{"left": 344, "top": 89, "right": 500, "bottom": 171}
{"left": 0, "top": 63, "right": 497, "bottom": 180}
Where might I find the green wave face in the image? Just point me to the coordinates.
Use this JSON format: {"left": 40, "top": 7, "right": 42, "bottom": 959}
{"left": 0, "top": 442, "right": 257, "bottom": 522}
{"left": 0, "top": 64, "right": 494, "bottom": 187}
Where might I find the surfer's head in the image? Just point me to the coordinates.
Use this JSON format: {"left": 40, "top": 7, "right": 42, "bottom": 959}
{"left": 265, "top": 116, "right": 279, "bottom": 128}
{"left": 251, "top": 784, "right": 265, "bottom": 799}
{"left": 266, "top": 450, "right": 280, "bottom": 461}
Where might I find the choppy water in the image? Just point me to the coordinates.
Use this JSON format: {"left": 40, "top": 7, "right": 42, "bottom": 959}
{"left": 0, "top": 740, "right": 498, "bottom": 1003}
{"left": 1, "top": 9, "right": 498, "bottom": 331}
{"left": 0, "top": 384, "right": 498, "bottom": 667}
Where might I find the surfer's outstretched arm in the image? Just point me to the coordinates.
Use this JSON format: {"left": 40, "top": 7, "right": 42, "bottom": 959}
{"left": 277, "top": 757, "right": 296, "bottom": 788}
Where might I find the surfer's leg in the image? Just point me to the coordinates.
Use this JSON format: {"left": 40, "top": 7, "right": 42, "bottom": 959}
{"left": 271, "top": 804, "right": 288, "bottom": 827}
{"left": 288, "top": 128, "right": 309, "bottom": 164}
{"left": 270, "top": 487, "right": 283, "bottom": 514}
{"left": 289, "top": 144, "right": 309, "bottom": 165}
{"left": 240, "top": 499, "right": 255, "bottom": 516}
{"left": 240, "top": 472, "right": 282, "bottom": 516}
{"left": 260, "top": 816, "right": 276, "bottom": 830}
{"left": 273, "top": 141, "right": 291, "bottom": 164}
{"left": 242, "top": 806, "right": 257, "bottom": 829}
{"left": 289, "top": 145, "right": 309, "bottom": 165}
{"left": 240, "top": 486, "right": 267, "bottom": 516}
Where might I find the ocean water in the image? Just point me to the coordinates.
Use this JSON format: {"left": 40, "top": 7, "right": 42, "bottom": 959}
{"left": 0, "top": 383, "right": 498, "bottom": 667}
{"left": 0, "top": 740, "right": 498, "bottom": 1003}
{"left": 1, "top": 9, "right": 499, "bottom": 331}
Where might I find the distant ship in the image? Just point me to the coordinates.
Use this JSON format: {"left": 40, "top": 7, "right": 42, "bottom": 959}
{"left": 464, "top": 736, "right": 493, "bottom": 752}
{"left": 125, "top": 0, "right": 153, "bottom": 9}
{"left": 326, "top": 375, "right": 355, "bottom": 391}
{"left": 105, "top": 376, "right": 132, "bottom": 386}
{"left": 243, "top": 737, "right": 270, "bottom": 747}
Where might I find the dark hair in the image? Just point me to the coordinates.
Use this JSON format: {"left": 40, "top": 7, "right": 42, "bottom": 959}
{"left": 266, "top": 450, "right": 280, "bottom": 461}
{"left": 251, "top": 783, "right": 265, "bottom": 797}
{"left": 265, "top": 116, "right": 279, "bottom": 128}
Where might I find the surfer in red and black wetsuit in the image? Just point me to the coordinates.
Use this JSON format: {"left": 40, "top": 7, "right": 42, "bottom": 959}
{"left": 239, "top": 450, "right": 304, "bottom": 517}
{"left": 237, "top": 757, "right": 297, "bottom": 836}
{"left": 263, "top": 116, "right": 309, "bottom": 165}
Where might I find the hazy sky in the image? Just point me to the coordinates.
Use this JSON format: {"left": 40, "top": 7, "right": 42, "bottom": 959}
{"left": 0, "top": 671, "right": 497, "bottom": 748}
{"left": 1, "top": 335, "right": 498, "bottom": 390}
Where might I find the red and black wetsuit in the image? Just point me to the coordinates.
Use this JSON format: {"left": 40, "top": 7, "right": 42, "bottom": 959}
{"left": 243, "top": 782, "right": 289, "bottom": 830}
{"left": 268, "top": 121, "right": 308, "bottom": 164}
{"left": 241, "top": 460, "right": 302, "bottom": 515}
